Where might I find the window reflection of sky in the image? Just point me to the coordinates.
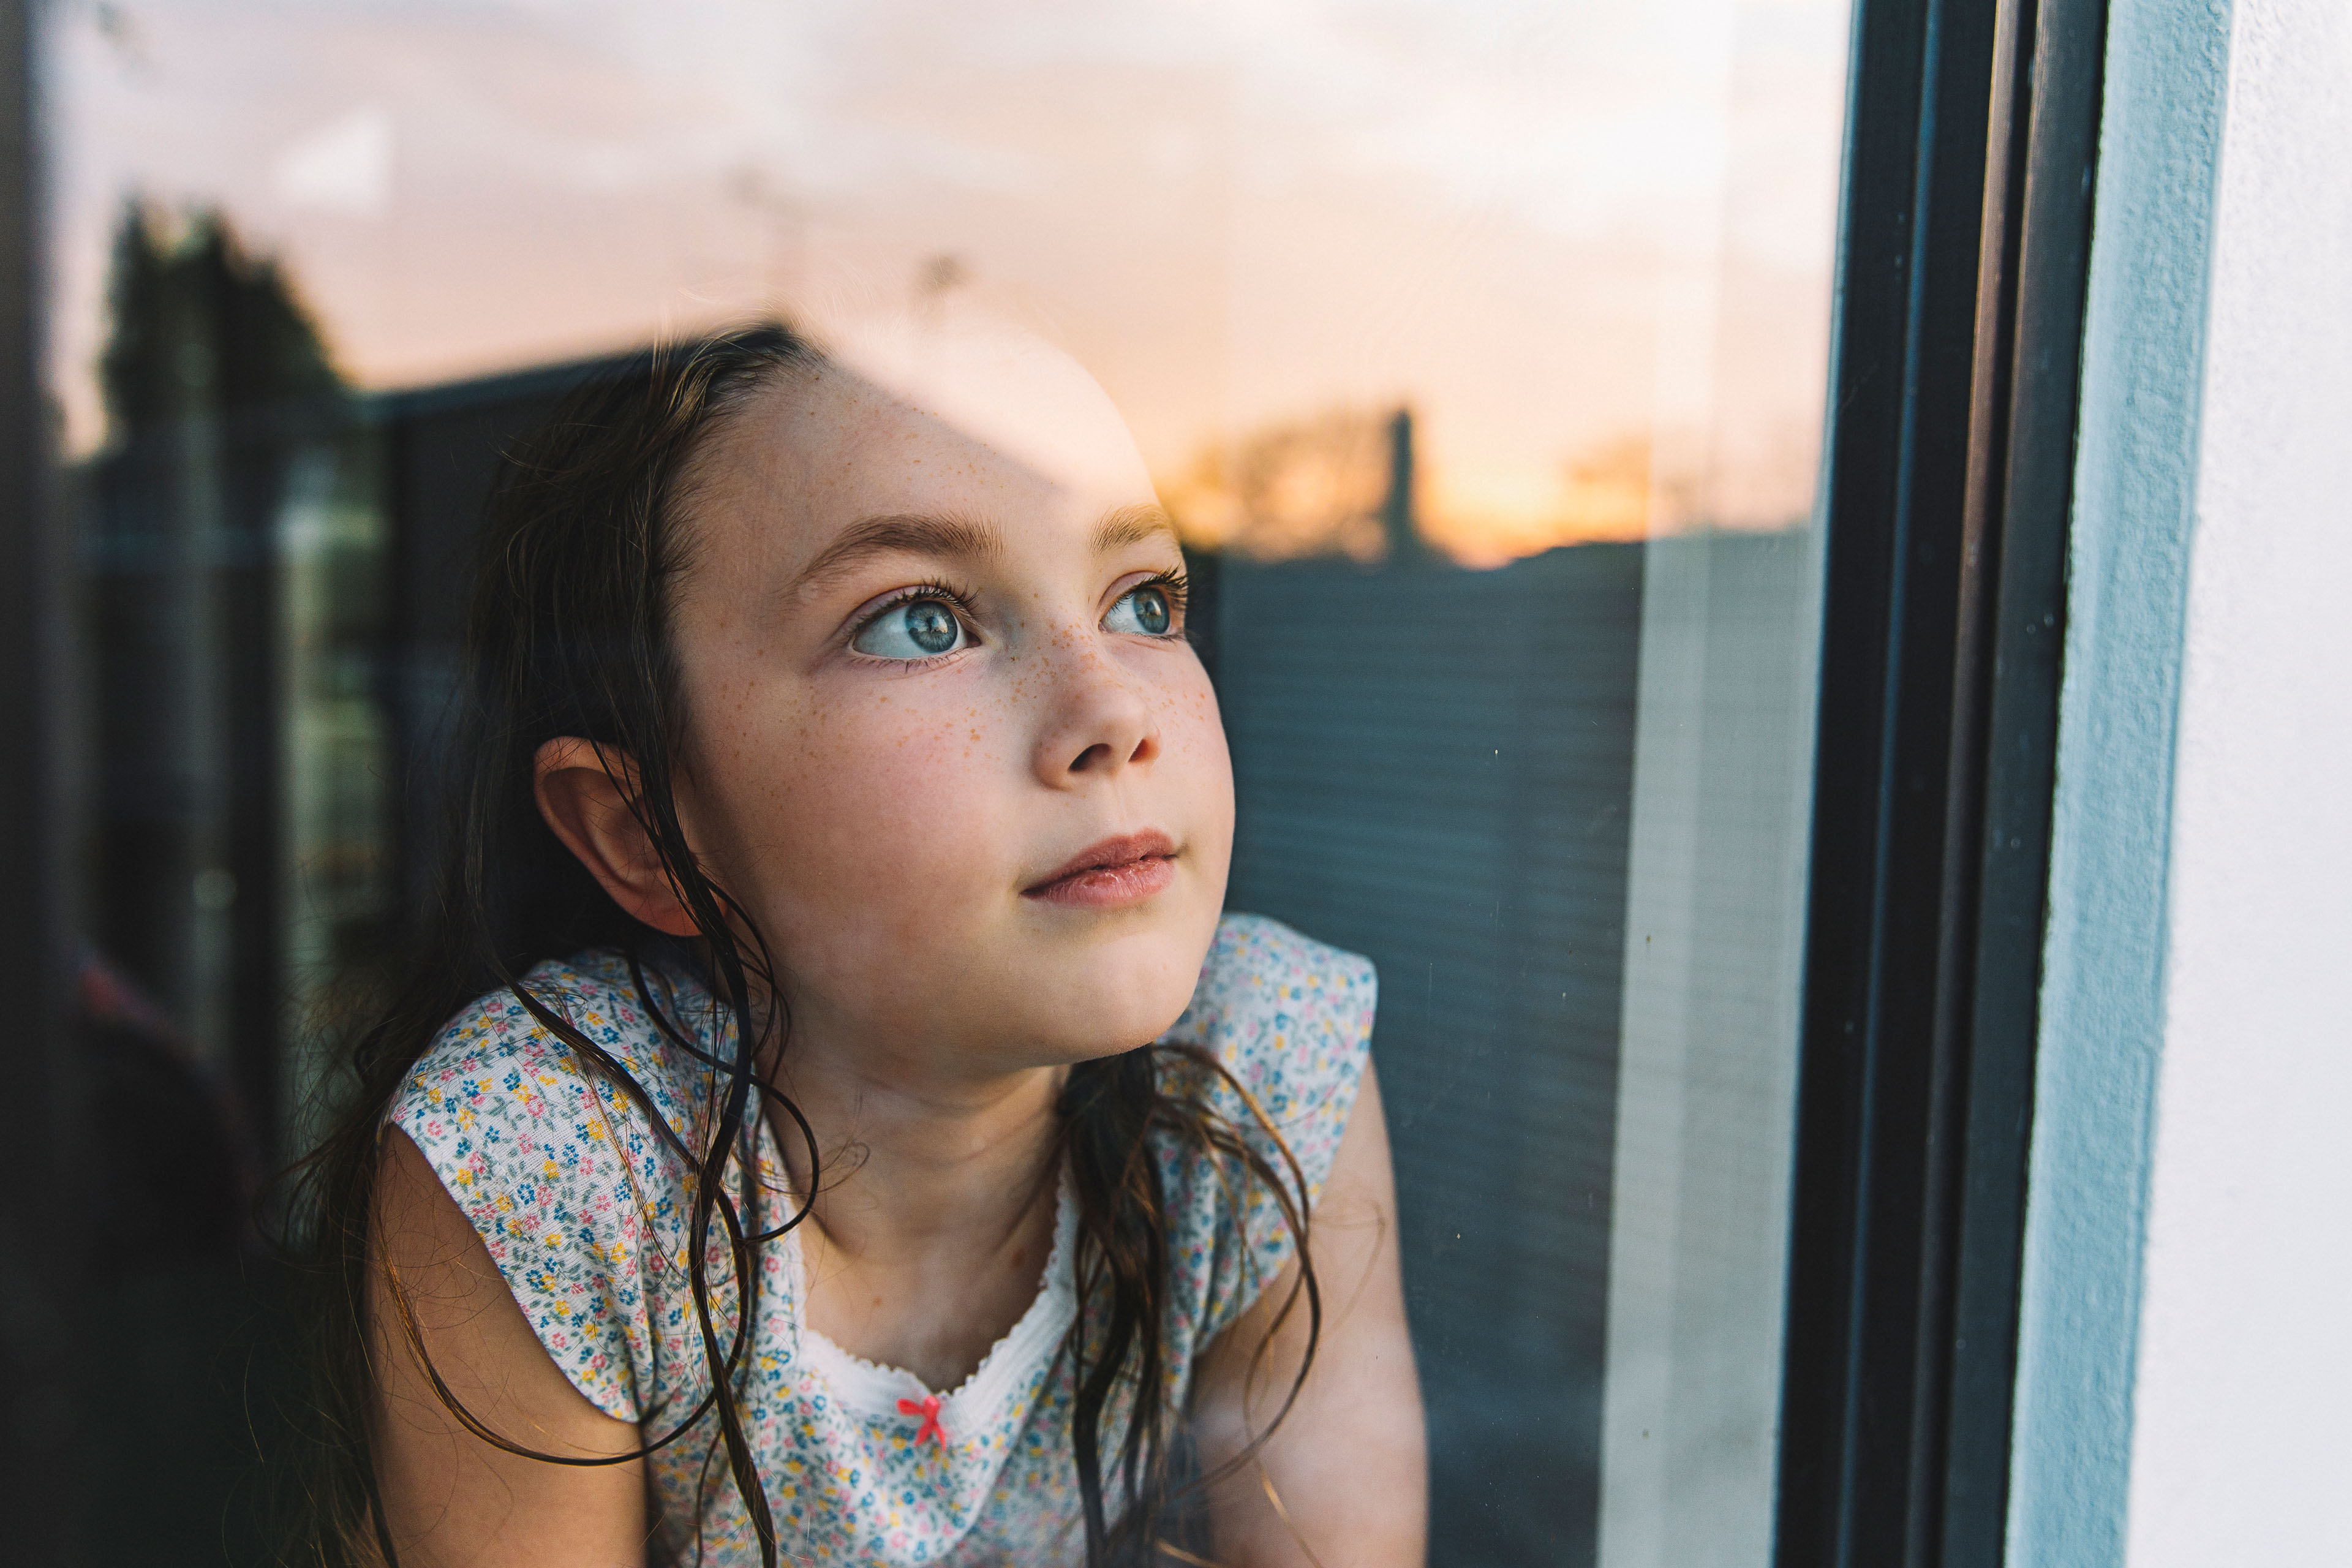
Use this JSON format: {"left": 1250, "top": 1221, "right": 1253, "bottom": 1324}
{"left": 50, "top": 0, "right": 1844, "bottom": 558}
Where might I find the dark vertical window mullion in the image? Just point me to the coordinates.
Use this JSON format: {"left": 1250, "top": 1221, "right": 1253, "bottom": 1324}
{"left": 0, "top": 0, "right": 87, "bottom": 1559}
{"left": 1779, "top": 0, "right": 2105, "bottom": 1559}
{"left": 1853, "top": 0, "right": 1999, "bottom": 1551}
{"left": 1913, "top": 0, "right": 2039, "bottom": 1551}
{"left": 1940, "top": 0, "right": 2108, "bottom": 1556}
{"left": 1781, "top": 0, "right": 1999, "bottom": 1558}
{"left": 1777, "top": 0, "right": 1920, "bottom": 1541}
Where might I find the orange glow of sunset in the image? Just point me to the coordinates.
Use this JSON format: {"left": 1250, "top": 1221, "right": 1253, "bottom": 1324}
{"left": 46, "top": 0, "right": 1850, "bottom": 564}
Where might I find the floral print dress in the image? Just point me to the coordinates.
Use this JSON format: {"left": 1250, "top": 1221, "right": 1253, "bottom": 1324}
{"left": 390, "top": 913, "right": 1376, "bottom": 1567}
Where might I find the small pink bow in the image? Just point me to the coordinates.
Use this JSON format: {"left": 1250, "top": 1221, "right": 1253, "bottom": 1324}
{"left": 897, "top": 1393, "right": 946, "bottom": 1450}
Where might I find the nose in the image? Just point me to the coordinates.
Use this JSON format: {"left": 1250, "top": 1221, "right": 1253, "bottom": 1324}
{"left": 1030, "top": 639, "right": 1159, "bottom": 790}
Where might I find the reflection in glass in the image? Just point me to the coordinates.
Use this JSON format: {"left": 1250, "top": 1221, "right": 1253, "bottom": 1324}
{"left": 48, "top": 1, "right": 1850, "bottom": 1561}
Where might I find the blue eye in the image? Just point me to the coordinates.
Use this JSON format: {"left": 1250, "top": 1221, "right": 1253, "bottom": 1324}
{"left": 1106, "top": 585, "right": 1174, "bottom": 636}
{"left": 853, "top": 597, "right": 966, "bottom": 659}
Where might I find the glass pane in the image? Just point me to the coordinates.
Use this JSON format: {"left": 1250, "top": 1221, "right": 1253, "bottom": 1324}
{"left": 45, "top": 1, "right": 1847, "bottom": 1561}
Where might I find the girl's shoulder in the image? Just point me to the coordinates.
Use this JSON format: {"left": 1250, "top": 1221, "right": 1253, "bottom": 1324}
{"left": 1159, "top": 913, "right": 1379, "bottom": 1177}
{"left": 1152, "top": 913, "right": 1378, "bottom": 1345}
{"left": 384, "top": 950, "right": 727, "bottom": 1422}
{"left": 393, "top": 949, "right": 720, "bottom": 1137}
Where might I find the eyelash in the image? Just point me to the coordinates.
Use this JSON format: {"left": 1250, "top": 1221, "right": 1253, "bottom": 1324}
{"left": 846, "top": 568, "right": 1192, "bottom": 657}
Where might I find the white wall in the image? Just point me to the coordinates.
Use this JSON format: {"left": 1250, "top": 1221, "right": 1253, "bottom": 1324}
{"left": 2125, "top": 0, "right": 2352, "bottom": 1558}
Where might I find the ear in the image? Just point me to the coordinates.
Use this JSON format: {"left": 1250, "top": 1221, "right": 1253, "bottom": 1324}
{"left": 532, "top": 737, "right": 702, "bottom": 938}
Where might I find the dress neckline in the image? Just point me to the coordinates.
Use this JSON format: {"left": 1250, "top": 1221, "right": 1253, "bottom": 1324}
{"left": 791, "top": 1175, "right": 1077, "bottom": 1422}
{"left": 752, "top": 1118, "right": 1080, "bottom": 1437}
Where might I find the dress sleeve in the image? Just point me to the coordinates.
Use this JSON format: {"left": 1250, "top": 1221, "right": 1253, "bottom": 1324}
{"left": 386, "top": 957, "right": 716, "bottom": 1425}
{"left": 1154, "top": 913, "right": 1379, "bottom": 1349}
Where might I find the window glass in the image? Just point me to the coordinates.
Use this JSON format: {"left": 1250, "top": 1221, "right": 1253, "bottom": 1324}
{"left": 47, "top": 1, "right": 1847, "bottom": 1561}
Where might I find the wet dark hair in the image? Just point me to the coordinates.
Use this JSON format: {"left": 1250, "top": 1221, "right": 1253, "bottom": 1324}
{"left": 280, "top": 323, "right": 1319, "bottom": 1567}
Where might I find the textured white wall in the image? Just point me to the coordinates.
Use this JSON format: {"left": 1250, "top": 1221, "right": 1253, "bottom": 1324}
{"left": 2125, "top": 0, "right": 2352, "bottom": 1559}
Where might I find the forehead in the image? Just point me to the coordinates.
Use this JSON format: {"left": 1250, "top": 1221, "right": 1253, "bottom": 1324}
{"left": 682, "top": 337, "right": 1158, "bottom": 578}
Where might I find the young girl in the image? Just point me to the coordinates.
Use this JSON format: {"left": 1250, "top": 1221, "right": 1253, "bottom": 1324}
{"left": 295, "top": 322, "right": 1425, "bottom": 1567}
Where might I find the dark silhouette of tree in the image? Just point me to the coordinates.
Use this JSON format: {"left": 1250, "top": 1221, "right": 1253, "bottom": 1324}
{"left": 98, "top": 204, "right": 344, "bottom": 442}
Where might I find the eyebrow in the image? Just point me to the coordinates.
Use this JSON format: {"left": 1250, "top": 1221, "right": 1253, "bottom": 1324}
{"left": 786, "top": 505, "right": 1183, "bottom": 598}
{"left": 785, "top": 512, "right": 1003, "bottom": 597}
{"left": 1091, "top": 504, "right": 1183, "bottom": 556}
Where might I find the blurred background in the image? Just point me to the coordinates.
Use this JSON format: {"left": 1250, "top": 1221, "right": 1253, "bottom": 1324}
{"left": 40, "top": 1, "right": 1850, "bottom": 1562}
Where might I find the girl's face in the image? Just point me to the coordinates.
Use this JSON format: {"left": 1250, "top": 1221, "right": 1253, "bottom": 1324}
{"left": 665, "top": 339, "right": 1232, "bottom": 1083}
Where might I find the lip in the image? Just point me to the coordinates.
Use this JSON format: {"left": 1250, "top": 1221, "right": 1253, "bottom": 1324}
{"left": 1023, "top": 829, "right": 1180, "bottom": 910}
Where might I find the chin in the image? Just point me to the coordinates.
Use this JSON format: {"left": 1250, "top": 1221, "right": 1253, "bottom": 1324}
{"left": 1017, "top": 911, "right": 1219, "bottom": 1065}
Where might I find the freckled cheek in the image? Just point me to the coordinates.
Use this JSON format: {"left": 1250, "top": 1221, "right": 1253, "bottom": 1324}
{"left": 1153, "top": 680, "right": 1235, "bottom": 800}
{"left": 1164, "top": 693, "right": 1229, "bottom": 763}
{"left": 750, "top": 711, "right": 1020, "bottom": 927}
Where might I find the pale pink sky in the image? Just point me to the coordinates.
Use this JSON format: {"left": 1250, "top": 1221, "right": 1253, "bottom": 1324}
{"left": 46, "top": 0, "right": 1850, "bottom": 559}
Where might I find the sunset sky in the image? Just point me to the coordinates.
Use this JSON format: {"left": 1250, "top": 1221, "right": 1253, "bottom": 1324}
{"left": 47, "top": 0, "right": 1851, "bottom": 563}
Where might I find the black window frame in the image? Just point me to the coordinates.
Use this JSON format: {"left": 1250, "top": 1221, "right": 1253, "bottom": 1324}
{"left": 1775, "top": 0, "right": 2107, "bottom": 1562}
